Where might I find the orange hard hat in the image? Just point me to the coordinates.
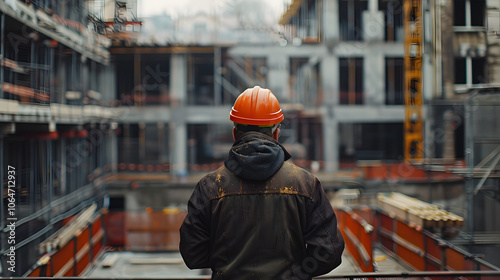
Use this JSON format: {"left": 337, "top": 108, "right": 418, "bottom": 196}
{"left": 230, "top": 86, "right": 284, "bottom": 126}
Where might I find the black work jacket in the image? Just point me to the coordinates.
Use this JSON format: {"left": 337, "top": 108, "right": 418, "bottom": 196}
{"left": 180, "top": 132, "right": 344, "bottom": 280}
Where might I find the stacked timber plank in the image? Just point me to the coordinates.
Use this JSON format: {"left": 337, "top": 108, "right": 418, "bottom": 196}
{"left": 377, "top": 192, "right": 464, "bottom": 229}
{"left": 39, "top": 204, "right": 97, "bottom": 254}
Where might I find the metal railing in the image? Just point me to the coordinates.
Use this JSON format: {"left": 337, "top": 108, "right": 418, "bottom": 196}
{"left": 6, "top": 270, "right": 500, "bottom": 280}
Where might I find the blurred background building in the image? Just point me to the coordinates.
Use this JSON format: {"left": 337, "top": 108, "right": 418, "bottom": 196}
{"left": 0, "top": 0, "right": 499, "bottom": 277}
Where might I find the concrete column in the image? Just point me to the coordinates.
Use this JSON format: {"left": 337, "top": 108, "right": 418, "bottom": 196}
{"left": 266, "top": 53, "right": 289, "bottom": 100}
{"left": 169, "top": 54, "right": 188, "bottom": 176}
{"left": 170, "top": 121, "right": 187, "bottom": 177}
{"left": 423, "top": 51, "right": 434, "bottom": 101}
{"left": 441, "top": 0, "right": 455, "bottom": 99}
{"left": 368, "top": 0, "right": 377, "bottom": 11}
{"left": 101, "top": 63, "right": 116, "bottom": 102}
{"left": 363, "top": 0, "right": 384, "bottom": 41}
{"left": 364, "top": 54, "right": 385, "bottom": 105}
{"left": 323, "top": 0, "right": 339, "bottom": 42}
{"left": 321, "top": 56, "right": 339, "bottom": 105}
{"left": 107, "top": 132, "right": 118, "bottom": 173}
{"left": 323, "top": 107, "right": 339, "bottom": 172}
{"left": 170, "top": 54, "right": 187, "bottom": 105}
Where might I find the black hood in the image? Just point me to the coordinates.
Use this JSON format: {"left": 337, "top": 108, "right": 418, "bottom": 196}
{"left": 224, "top": 131, "right": 292, "bottom": 181}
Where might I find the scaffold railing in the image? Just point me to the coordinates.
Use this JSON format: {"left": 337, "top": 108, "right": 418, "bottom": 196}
{"left": 9, "top": 270, "right": 500, "bottom": 280}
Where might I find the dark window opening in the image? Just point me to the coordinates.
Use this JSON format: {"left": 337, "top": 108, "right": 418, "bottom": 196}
{"left": 339, "top": 0, "right": 368, "bottom": 41}
{"left": 115, "top": 55, "right": 171, "bottom": 106}
{"left": 379, "top": 0, "right": 404, "bottom": 42}
{"left": 289, "top": 57, "right": 321, "bottom": 105}
{"left": 454, "top": 0, "right": 466, "bottom": 26}
{"left": 339, "top": 123, "right": 404, "bottom": 162}
{"left": 472, "top": 57, "right": 486, "bottom": 84}
{"left": 385, "top": 58, "right": 404, "bottom": 105}
{"left": 109, "top": 196, "right": 125, "bottom": 211}
{"left": 454, "top": 0, "right": 485, "bottom": 26}
{"left": 188, "top": 53, "right": 214, "bottom": 105}
{"left": 471, "top": 0, "right": 485, "bottom": 27}
{"left": 187, "top": 124, "right": 233, "bottom": 167}
{"left": 455, "top": 58, "right": 467, "bottom": 84}
{"left": 339, "top": 57, "right": 363, "bottom": 104}
{"left": 455, "top": 57, "right": 486, "bottom": 85}
{"left": 117, "top": 123, "right": 169, "bottom": 166}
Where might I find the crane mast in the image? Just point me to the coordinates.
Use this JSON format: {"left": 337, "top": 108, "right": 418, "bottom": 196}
{"left": 404, "top": 0, "right": 424, "bottom": 162}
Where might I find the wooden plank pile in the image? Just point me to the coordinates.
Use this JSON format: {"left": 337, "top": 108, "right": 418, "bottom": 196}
{"left": 377, "top": 192, "right": 464, "bottom": 230}
{"left": 39, "top": 204, "right": 97, "bottom": 254}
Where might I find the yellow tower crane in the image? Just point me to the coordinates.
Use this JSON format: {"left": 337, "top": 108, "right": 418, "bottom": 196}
{"left": 404, "top": 0, "right": 424, "bottom": 162}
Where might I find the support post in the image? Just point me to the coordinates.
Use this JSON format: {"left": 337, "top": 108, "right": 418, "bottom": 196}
{"left": 464, "top": 95, "right": 475, "bottom": 235}
{"left": 0, "top": 13, "right": 4, "bottom": 98}
{"left": 214, "top": 47, "right": 221, "bottom": 105}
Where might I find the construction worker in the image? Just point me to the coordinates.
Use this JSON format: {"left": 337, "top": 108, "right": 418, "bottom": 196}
{"left": 180, "top": 86, "right": 344, "bottom": 279}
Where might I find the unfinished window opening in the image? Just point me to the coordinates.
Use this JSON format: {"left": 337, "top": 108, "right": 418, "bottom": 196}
{"left": 289, "top": 57, "right": 321, "bottom": 105}
{"left": 187, "top": 124, "right": 233, "bottom": 169}
{"left": 339, "top": 57, "right": 363, "bottom": 105}
{"left": 385, "top": 58, "right": 404, "bottom": 105}
{"left": 224, "top": 56, "right": 267, "bottom": 102}
{"left": 379, "top": 0, "right": 404, "bottom": 42}
{"left": 115, "top": 56, "right": 135, "bottom": 105}
{"left": 339, "top": 0, "right": 368, "bottom": 41}
{"left": 292, "top": 0, "right": 320, "bottom": 42}
{"left": 305, "top": 0, "right": 320, "bottom": 41}
{"left": 339, "top": 123, "right": 404, "bottom": 162}
{"left": 141, "top": 55, "right": 170, "bottom": 105}
{"left": 289, "top": 57, "right": 309, "bottom": 101}
{"left": 187, "top": 53, "right": 215, "bottom": 105}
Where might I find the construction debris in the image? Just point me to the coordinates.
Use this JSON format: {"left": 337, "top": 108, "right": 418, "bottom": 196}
{"left": 101, "top": 253, "right": 120, "bottom": 268}
{"left": 129, "top": 258, "right": 184, "bottom": 265}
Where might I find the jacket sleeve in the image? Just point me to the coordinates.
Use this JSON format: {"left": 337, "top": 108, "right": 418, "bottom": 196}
{"left": 303, "top": 178, "right": 345, "bottom": 277}
{"left": 179, "top": 182, "right": 211, "bottom": 269}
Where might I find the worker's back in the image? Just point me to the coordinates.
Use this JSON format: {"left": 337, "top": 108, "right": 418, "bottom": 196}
{"left": 180, "top": 132, "right": 344, "bottom": 279}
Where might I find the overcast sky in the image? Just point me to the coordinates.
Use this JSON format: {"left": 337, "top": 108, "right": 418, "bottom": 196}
{"left": 140, "top": 0, "right": 289, "bottom": 20}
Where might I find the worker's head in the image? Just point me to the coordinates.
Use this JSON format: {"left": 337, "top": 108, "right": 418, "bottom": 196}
{"left": 230, "top": 86, "right": 284, "bottom": 141}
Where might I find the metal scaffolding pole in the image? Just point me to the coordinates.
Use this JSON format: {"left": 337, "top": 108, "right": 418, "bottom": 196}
{"left": 465, "top": 94, "right": 475, "bottom": 234}
{"left": 0, "top": 136, "right": 4, "bottom": 231}
{"left": 214, "top": 46, "right": 221, "bottom": 105}
{"left": 0, "top": 136, "right": 3, "bottom": 272}
{"left": 48, "top": 140, "right": 53, "bottom": 223}
{"left": 0, "top": 12, "right": 4, "bottom": 98}
{"left": 30, "top": 140, "right": 35, "bottom": 213}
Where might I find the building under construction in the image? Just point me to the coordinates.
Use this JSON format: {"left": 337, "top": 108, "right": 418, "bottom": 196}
{"left": 0, "top": 0, "right": 499, "bottom": 278}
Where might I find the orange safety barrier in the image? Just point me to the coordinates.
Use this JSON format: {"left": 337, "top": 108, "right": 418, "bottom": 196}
{"left": 28, "top": 213, "right": 105, "bottom": 277}
{"left": 376, "top": 209, "right": 499, "bottom": 273}
{"left": 104, "top": 210, "right": 186, "bottom": 251}
{"left": 336, "top": 208, "right": 374, "bottom": 272}
{"left": 123, "top": 210, "right": 186, "bottom": 251}
{"left": 360, "top": 162, "right": 464, "bottom": 182}
{"left": 104, "top": 212, "right": 125, "bottom": 247}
